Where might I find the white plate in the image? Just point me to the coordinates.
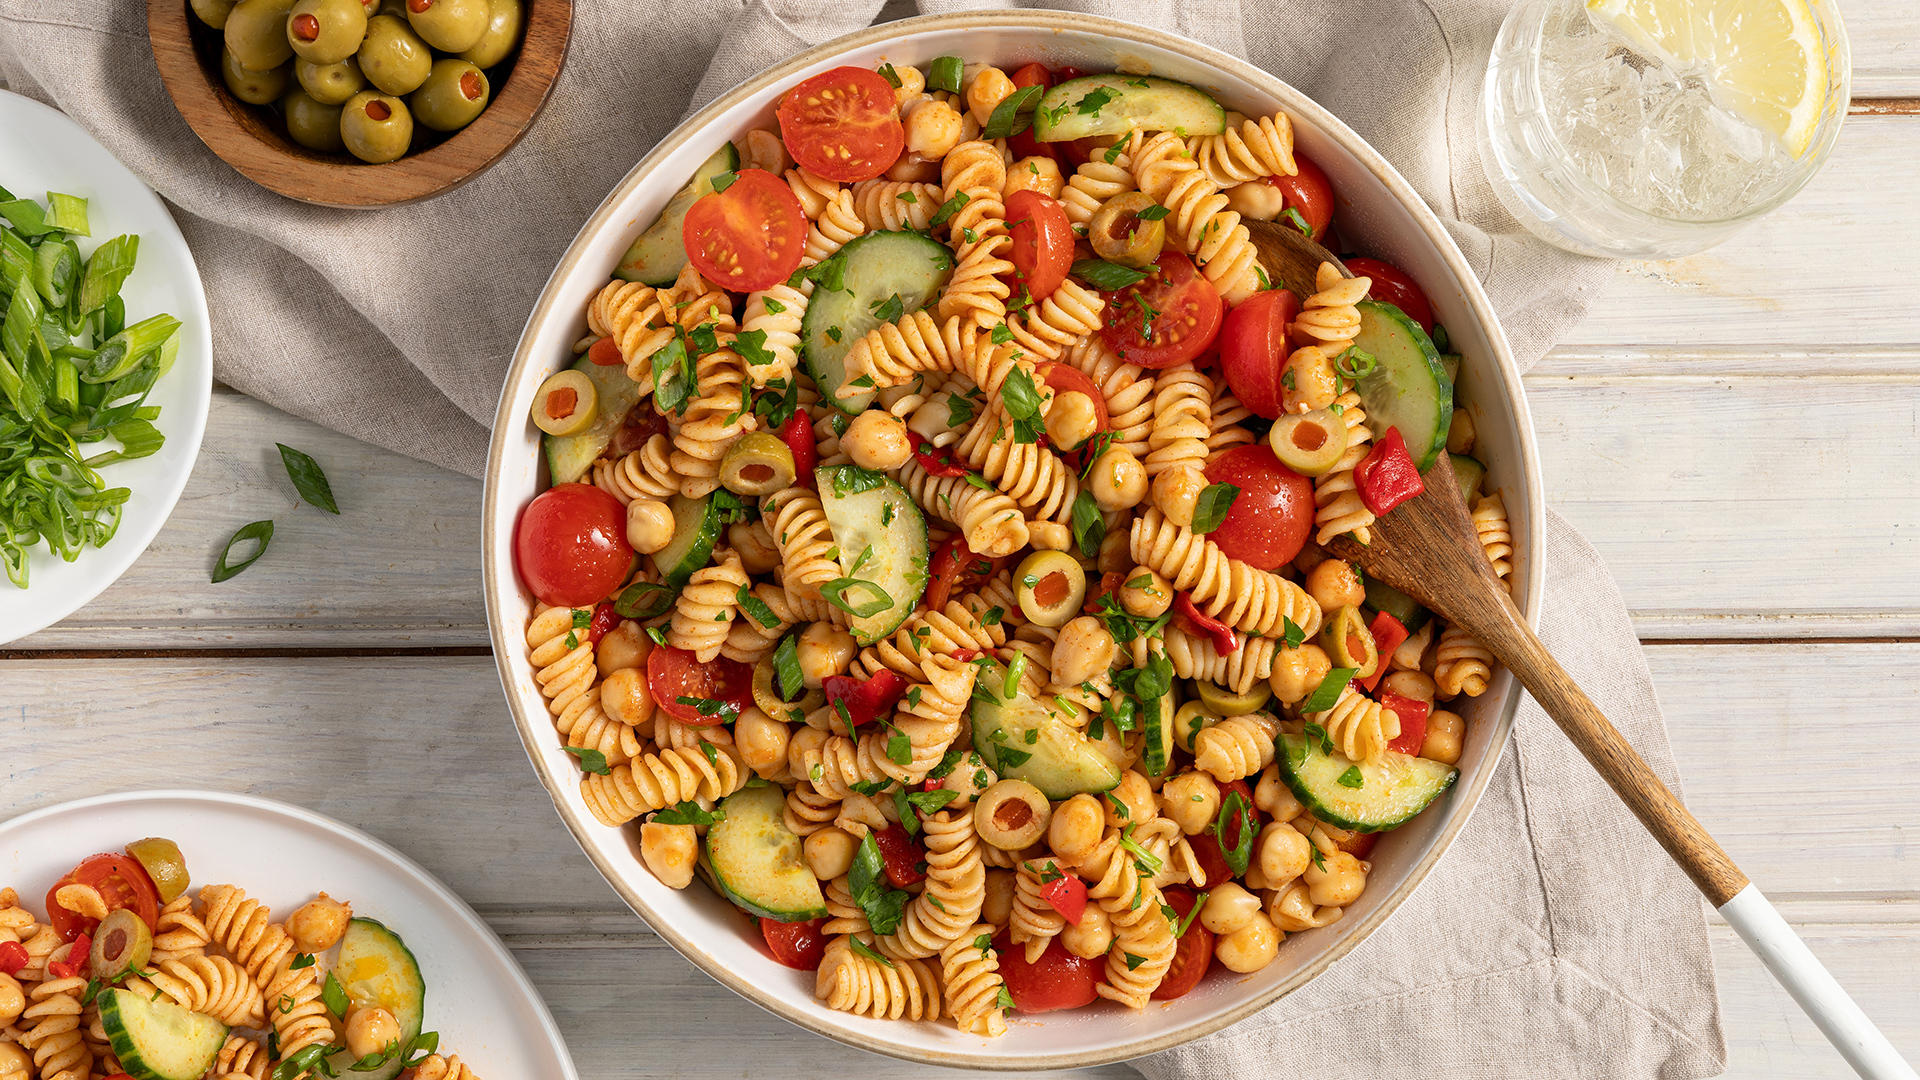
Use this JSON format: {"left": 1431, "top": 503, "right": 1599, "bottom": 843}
{"left": 0, "top": 789, "right": 579, "bottom": 1080}
{"left": 0, "top": 92, "right": 212, "bottom": 643}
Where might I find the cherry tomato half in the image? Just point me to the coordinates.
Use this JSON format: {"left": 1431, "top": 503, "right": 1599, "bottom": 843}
{"left": 869, "top": 823, "right": 926, "bottom": 888}
{"left": 1343, "top": 257, "right": 1434, "bottom": 333}
{"left": 1217, "top": 288, "right": 1299, "bottom": 420}
{"left": 993, "top": 930, "right": 1102, "bottom": 1014}
{"left": 585, "top": 601, "right": 619, "bottom": 648}
{"left": 648, "top": 645, "right": 753, "bottom": 725}
{"left": 682, "top": 168, "right": 807, "bottom": 294}
{"left": 1264, "top": 153, "right": 1334, "bottom": 242}
{"left": 1098, "top": 252, "right": 1223, "bottom": 369}
{"left": 1202, "top": 445, "right": 1314, "bottom": 571}
{"left": 761, "top": 916, "right": 828, "bottom": 970}
{"left": 1151, "top": 885, "right": 1215, "bottom": 1000}
{"left": 1006, "top": 64, "right": 1055, "bottom": 162}
{"left": 1005, "top": 189, "right": 1074, "bottom": 303}
{"left": 46, "top": 854, "right": 160, "bottom": 941}
{"left": 777, "top": 66, "right": 905, "bottom": 183}
{"left": 514, "top": 483, "right": 634, "bottom": 608}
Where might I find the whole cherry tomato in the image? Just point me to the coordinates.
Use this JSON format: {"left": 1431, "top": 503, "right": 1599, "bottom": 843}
{"left": 760, "top": 916, "right": 829, "bottom": 971}
{"left": 1005, "top": 189, "right": 1074, "bottom": 302}
{"left": 1264, "top": 153, "right": 1334, "bottom": 241}
{"left": 514, "top": 483, "right": 634, "bottom": 608}
{"left": 1202, "top": 445, "right": 1314, "bottom": 570}
{"left": 648, "top": 645, "right": 753, "bottom": 725}
{"left": 1097, "top": 252, "right": 1224, "bottom": 369}
{"left": 1006, "top": 64, "right": 1055, "bottom": 162}
{"left": 1343, "top": 257, "right": 1434, "bottom": 333}
{"left": 777, "top": 67, "right": 904, "bottom": 182}
{"left": 1151, "top": 885, "right": 1216, "bottom": 1000}
{"left": 681, "top": 168, "right": 808, "bottom": 294}
{"left": 46, "top": 854, "right": 159, "bottom": 941}
{"left": 993, "top": 930, "right": 1102, "bottom": 1014}
{"left": 1217, "top": 288, "right": 1300, "bottom": 419}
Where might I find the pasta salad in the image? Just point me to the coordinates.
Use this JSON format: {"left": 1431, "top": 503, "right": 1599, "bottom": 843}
{"left": 511, "top": 55, "right": 1513, "bottom": 1034}
{"left": 0, "top": 841, "right": 480, "bottom": 1080}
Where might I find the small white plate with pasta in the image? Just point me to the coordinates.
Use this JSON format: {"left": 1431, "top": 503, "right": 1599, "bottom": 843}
{"left": 0, "top": 789, "right": 577, "bottom": 1080}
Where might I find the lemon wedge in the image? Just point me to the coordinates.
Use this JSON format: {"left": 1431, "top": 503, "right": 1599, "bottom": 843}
{"left": 1587, "top": 0, "right": 1829, "bottom": 157}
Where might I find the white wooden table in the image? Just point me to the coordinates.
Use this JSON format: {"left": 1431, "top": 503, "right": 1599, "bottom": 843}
{"left": 6, "top": 5, "right": 1920, "bottom": 1076}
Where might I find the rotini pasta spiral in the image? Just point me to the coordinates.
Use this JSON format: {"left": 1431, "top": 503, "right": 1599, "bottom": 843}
{"left": 1006, "top": 280, "right": 1103, "bottom": 361}
{"left": 17, "top": 974, "right": 89, "bottom": 1080}
{"left": 528, "top": 604, "right": 643, "bottom": 766}
{"left": 1130, "top": 131, "right": 1263, "bottom": 305}
{"left": 1009, "top": 858, "right": 1066, "bottom": 962}
{"left": 1192, "top": 711, "right": 1280, "bottom": 782}
{"left": 784, "top": 167, "right": 839, "bottom": 220}
{"left": 1145, "top": 364, "right": 1213, "bottom": 478}
{"left": 1435, "top": 622, "right": 1494, "bottom": 699}
{"left": 822, "top": 875, "right": 869, "bottom": 936}
{"left": 211, "top": 1036, "right": 271, "bottom": 1080}
{"left": 937, "top": 926, "right": 1007, "bottom": 1037}
{"left": 787, "top": 725, "right": 894, "bottom": 801}
{"left": 149, "top": 895, "right": 211, "bottom": 964}
{"left": 896, "top": 458, "right": 1028, "bottom": 558}
{"left": 127, "top": 956, "right": 262, "bottom": 1028}
{"left": 1096, "top": 886, "right": 1175, "bottom": 1008}
{"left": 936, "top": 141, "right": 1013, "bottom": 332}
{"left": 1205, "top": 378, "right": 1257, "bottom": 461}
{"left": 668, "top": 549, "right": 747, "bottom": 662}
{"left": 1060, "top": 148, "right": 1138, "bottom": 228}
{"left": 954, "top": 402, "right": 1081, "bottom": 524}
{"left": 804, "top": 189, "right": 866, "bottom": 266}
{"left": 1062, "top": 337, "right": 1153, "bottom": 460}
{"left": 1130, "top": 509, "right": 1323, "bottom": 639}
{"left": 1306, "top": 684, "right": 1399, "bottom": 763}
{"left": 879, "top": 809, "right": 985, "bottom": 960}
{"left": 408, "top": 1055, "right": 482, "bottom": 1080}
{"left": 817, "top": 935, "right": 942, "bottom": 1021}
{"left": 591, "top": 435, "right": 682, "bottom": 504}
{"left": 849, "top": 179, "right": 943, "bottom": 232}
{"left": 1474, "top": 491, "right": 1513, "bottom": 585}
{"left": 738, "top": 279, "right": 811, "bottom": 388}
{"left": 668, "top": 345, "right": 756, "bottom": 498}
{"left": 1292, "top": 262, "right": 1369, "bottom": 352}
{"left": 197, "top": 884, "right": 293, "bottom": 984}
{"left": 1189, "top": 111, "right": 1297, "bottom": 186}
{"left": 783, "top": 786, "right": 840, "bottom": 838}
{"left": 587, "top": 280, "right": 674, "bottom": 391}
{"left": 261, "top": 958, "right": 332, "bottom": 1080}
{"left": 581, "top": 744, "right": 747, "bottom": 826}
{"left": 763, "top": 486, "right": 841, "bottom": 600}
{"left": 1313, "top": 389, "right": 1376, "bottom": 546}
{"left": 721, "top": 581, "right": 794, "bottom": 663}
{"left": 1162, "top": 624, "right": 1278, "bottom": 695}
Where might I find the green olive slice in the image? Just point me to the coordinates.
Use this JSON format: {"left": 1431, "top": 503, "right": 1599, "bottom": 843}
{"left": 124, "top": 837, "right": 190, "bottom": 903}
{"left": 1268, "top": 408, "right": 1349, "bottom": 477}
{"left": 531, "top": 369, "right": 596, "bottom": 436}
{"left": 90, "top": 909, "right": 153, "bottom": 982}
{"left": 1319, "top": 604, "right": 1379, "bottom": 680}
{"left": 720, "top": 432, "right": 797, "bottom": 496}
{"left": 1194, "top": 679, "right": 1272, "bottom": 716}
{"left": 1014, "top": 550, "right": 1087, "bottom": 627}
{"left": 1088, "top": 191, "right": 1167, "bottom": 270}
{"left": 752, "top": 654, "right": 824, "bottom": 721}
{"left": 1173, "top": 699, "right": 1218, "bottom": 752}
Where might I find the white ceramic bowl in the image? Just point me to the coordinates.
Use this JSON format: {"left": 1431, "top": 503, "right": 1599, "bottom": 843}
{"left": 483, "top": 12, "right": 1543, "bottom": 1069}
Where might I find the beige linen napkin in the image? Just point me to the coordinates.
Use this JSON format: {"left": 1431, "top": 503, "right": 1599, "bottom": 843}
{"left": 0, "top": 1, "right": 1725, "bottom": 1075}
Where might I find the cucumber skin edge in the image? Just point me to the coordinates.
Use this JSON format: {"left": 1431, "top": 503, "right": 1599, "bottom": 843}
{"left": 1273, "top": 734, "right": 1458, "bottom": 834}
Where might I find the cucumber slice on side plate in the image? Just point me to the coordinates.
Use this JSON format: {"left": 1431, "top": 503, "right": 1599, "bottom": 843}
{"left": 99, "top": 988, "right": 228, "bottom": 1080}
{"left": 1032, "top": 74, "right": 1227, "bottom": 142}
{"left": 331, "top": 917, "right": 426, "bottom": 1080}
{"left": 705, "top": 782, "right": 827, "bottom": 920}
{"left": 815, "top": 465, "right": 928, "bottom": 644}
{"left": 1352, "top": 300, "right": 1453, "bottom": 471}
{"left": 800, "top": 231, "right": 953, "bottom": 414}
{"left": 650, "top": 492, "right": 721, "bottom": 590}
{"left": 616, "top": 142, "right": 740, "bottom": 286}
{"left": 1277, "top": 732, "right": 1457, "bottom": 833}
{"left": 542, "top": 353, "right": 647, "bottom": 486}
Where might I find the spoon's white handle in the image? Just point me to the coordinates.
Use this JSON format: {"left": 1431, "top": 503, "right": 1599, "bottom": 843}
{"left": 1719, "top": 884, "right": 1916, "bottom": 1079}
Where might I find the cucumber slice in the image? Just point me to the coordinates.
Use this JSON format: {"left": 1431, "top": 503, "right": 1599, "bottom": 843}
{"left": 1032, "top": 74, "right": 1227, "bottom": 143}
{"left": 330, "top": 917, "right": 426, "bottom": 1080}
{"left": 542, "top": 355, "right": 647, "bottom": 486}
{"left": 1277, "top": 733, "right": 1456, "bottom": 833}
{"left": 1352, "top": 300, "right": 1453, "bottom": 472}
{"left": 1138, "top": 687, "right": 1175, "bottom": 778}
{"left": 649, "top": 493, "right": 721, "bottom": 590}
{"left": 99, "top": 988, "right": 227, "bottom": 1080}
{"left": 1449, "top": 454, "right": 1486, "bottom": 507}
{"left": 1364, "top": 577, "right": 1430, "bottom": 634}
{"left": 815, "top": 465, "right": 928, "bottom": 644}
{"left": 615, "top": 143, "right": 740, "bottom": 286}
{"left": 800, "top": 231, "right": 953, "bottom": 415}
{"left": 972, "top": 666, "right": 1123, "bottom": 799}
{"left": 705, "top": 782, "right": 827, "bottom": 921}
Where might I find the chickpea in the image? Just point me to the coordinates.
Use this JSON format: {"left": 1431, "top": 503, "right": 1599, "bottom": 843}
{"left": 1087, "top": 447, "right": 1147, "bottom": 511}
{"left": 842, "top": 410, "right": 912, "bottom": 471}
{"left": 1305, "top": 849, "right": 1367, "bottom": 907}
{"left": 982, "top": 868, "right": 1016, "bottom": 927}
{"left": 1156, "top": 770, "right": 1220, "bottom": 835}
{"left": 1052, "top": 616, "right": 1116, "bottom": 687}
{"left": 931, "top": 751, "right": 995, "bottom": 809}
{"left": 1257, "top": 821, "right": 1312, "bottom": 885}
{"left": 903, "top": 98, "right": 963, "bottom": 159}
{"left": 887, "top": 150, "right": 942, "bottom": 183}
{"left": 804, "top": 827, "right": 859, "bottom": 880}
{"left": 889, "top": 62, "right": 925, "bottom": 106}
{"left": 1061, "top": 903, "right": 1112, "bottom": 959}
{"left": 1005, "top": 155, "right": 1064, "bottom": 200}
{"left": 1306, "top": 558, "right": 1365, "bottom": 611}
{"left": 1446, "top": 408, "right": 1476, "bottom": 456}
{"left": 1047, "top": 793, "right": 1105, "bottom": 867}
{"left": 1214, "top": 910, "right": 1280, "bottom": 972}
{"left": 1423, "top": 709, "right": 1465, "bottom": 765}
{"left": 1027, "top": 521, "right": 1072, "bottom": 551}
{"left": 1044, "top": 390, "right": 1100, "bottom": 450}
{"left": 1381, "top": 669, "right": 1436, "bottom": 704}
{"left": 728, "top": 519, "right": 783, "bottom": 575}
{"left": 963, "top": 64, "right": 1014, "bottom": 123}
{"left": 1254, "top": 763, "right": 1304, "bottom": 822}
{"left": 1269, "top": 643, "right": 1332, "bottom": 705}
{"left": 1223, "top": 180, "right": 1288, "bottom": 222}
{"left": 640, "top": 822, "right": 698, "bottom": 889}
{"left": 1152, "top": 465, "right": 1207, "bottom": 528}
{"left": 1282, "top": 346, "right": 1340, "bottom": 413}
{"left": 734, "top": 706, "right": 789, "bottom": 778}
{"left": 595, "top": 619, "right": 650, "bottom": 677}
{"left": 625, "top": 497, "right": 675, "bottom": 554}
{"left": 1119, "top": 566, "right": 1171, "bottom": 618}
{"left": 600, "top": 666, "right": 654, "bottom": 727}
{"left": 344, "top": 1006, "right": 401, "bottom": 1060}
{"left": 0, "top": 973, "right": 24, "bottom": 1027}
{"left": 0, "top": 1038, "right": 26, "bottom": 1080}
{"left": 1198, "top": 881, "right": 1262, "bottom": 936}
{"left": 287, "top": 892, "right": 352, "bottom": 954}
{"left": 797, "top": 622, "right": 856, "bottom": 689}
{"left": 1103, "top": 771, "right": 1156, "bottom": 829}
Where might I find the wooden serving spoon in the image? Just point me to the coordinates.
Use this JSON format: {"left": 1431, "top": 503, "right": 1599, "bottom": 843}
{"left": 1243, "top": 217, "right": 1347, "bottom": 293}
{"left": 1320, "top": 450, "right": 1915, "bottom": 1078}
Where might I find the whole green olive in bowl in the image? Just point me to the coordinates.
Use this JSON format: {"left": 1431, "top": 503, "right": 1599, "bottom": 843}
{"left": 282, "top": 88, "right": 347, "bottom": 153}
{"left": 295, "top": 55, "right": 367, "bottom": 104}
{"left": 340, "top": 89, "right": 413, "bottom": 163}
{"left": 286, "top": 0, "right": 368, "bottom": 64}
{"left": 221, "top": 47, "right": 290, "bottom": 105}
{"left": 405, "top": 0, "right": 489, "bottom": 52}
{"left": 410, "top": 58, "right": 489, "bottom": 131}
{"left": 357, "top": 13, "right": 433, "bottom": 96}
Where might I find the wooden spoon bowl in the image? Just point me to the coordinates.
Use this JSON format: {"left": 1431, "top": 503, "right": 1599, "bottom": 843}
{"left": 147, "top": 0, "right": 572, "bottom": 208}
{"left": 1244, "top": 216, "right": 1347, "bottom": 293}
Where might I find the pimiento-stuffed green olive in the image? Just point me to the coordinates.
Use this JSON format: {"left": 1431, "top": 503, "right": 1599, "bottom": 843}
{"left": 719, "top": 432, "right": 798, "bottom": 496}
{"left": 1319, "top": 605, "right": 1379, "bottom": 680}
{"left": 296, "top": 55, "right": 366, "bottom": 104}
{"left": 124, "top": 837, "right": 190, "bottom": 903}
{"left": 225, "top": 0, "right": 296, "bottom": 71}
{"left": 1088, "top": 191, "right": 1167, "bottom": 269}
{"left": 1267, "top": 408, "right": 1348, "bottom": 477}
{"left": 357, "top": 14, "right": 431, "bottom": 95}
{"left": 1014, "top": 549, "right": 1087, "bottom": 627}
{"left": 1194, "top": 678, "right": 1272, "bottom": 716}
{"left": 286, "top": 0, "right": 367, "bottom": 64}
{"left": 404, "top": 0, "right": 488, "bottom": 52}
{"left": 222, "top": 49, "right": 290, "bottom": 105}
{"left": 282, "top": 89, "right": 346, "bottom": 153}
{"left": 409, "top": 58, "right": 489, "bottom": 132}
{"left": 192, "top": 0, "right": 238, "bottom": 29}
{"left": 531, "top": 369, "right": 597, "bottom": 437}
{"left": 340, "top": 89, "right": 413, "bottom": 163}
{"left": 458, "top": 0, "right": 522, "bottom": 67}
{"left": 89, "top": 909, "right": 153, "bottom": 982}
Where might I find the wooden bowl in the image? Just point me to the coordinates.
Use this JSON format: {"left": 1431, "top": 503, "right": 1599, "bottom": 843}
{"left": 147, "top": 0, "right": 571, "bottom": 208}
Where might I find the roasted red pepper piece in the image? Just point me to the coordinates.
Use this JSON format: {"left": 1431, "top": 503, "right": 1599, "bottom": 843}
{"left": 1353, "top": 426, "right": 1424, "bottom": 516}
{"left": 586, "top": 600, "right": 620, "bottom": 648}
{"left": 1082, "top": 571, "right": 1125, "bottom": 615}
{"left": 1174, "top": 590, "right": 1238, "bottom": 654}
{"left": 48, "top": 933, "right": 90, "bottom": 980}
{"left": 822, "top": 669, "right": 910, "bottom": 730}
{"left": 1039, "top": 873, "right": 1087, "bottom": 925}
{"left": 1380, "top": 689, "right": 1431, "bottom": 755}
{"left": 0, "top": 940, "right": 26, "bottom": 976}
{"left": 1358, "top": 611, "right": 1408, "bottom": 693}
{"left": 912, "top": 437, "right": 969, "bottom": 478}
{"left": 780, "top": 409, "right": 817, "bottom": 488}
